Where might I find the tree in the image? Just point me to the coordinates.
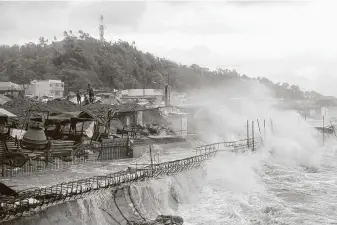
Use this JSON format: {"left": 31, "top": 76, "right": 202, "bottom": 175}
{"left": 281, "top": 82, "right": 289, "bottom": 89}
{"left": 38, "top": 37, "right": 48, "bottom": 48}
{"left": 0, "top": 30, "right": 324, "bottom": 99}
{"left": 290, "top": 84, "right": 300, "bottom": 92}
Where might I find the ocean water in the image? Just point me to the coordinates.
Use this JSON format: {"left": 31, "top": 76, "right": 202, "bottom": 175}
{"left": 5, "top": 134, "right": 337, "bottom": 225}
{"left": 179, "top": 142, "right": 337, "bottom": 225}
{"left": 3, "top": 96, "right": 337, "bottom": 225}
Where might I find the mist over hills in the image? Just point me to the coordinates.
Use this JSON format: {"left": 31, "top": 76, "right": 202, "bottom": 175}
{"left": 0, "top": 30, "right": 325, "bottom": 101}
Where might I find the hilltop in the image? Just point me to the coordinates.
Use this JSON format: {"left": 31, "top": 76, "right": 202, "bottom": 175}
{"left": 0, "top": 30, "right": 325, "bottom": 101}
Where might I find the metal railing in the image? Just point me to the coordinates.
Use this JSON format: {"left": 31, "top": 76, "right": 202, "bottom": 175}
{"left": 0, "top": 133, "right": 194, "bottom": 178}
{"left": 0, "top": 137, "right": 261, "bottom": 222}
{"left": 195, "top": 138, "right": 262, "bottom": 154}
{"left": 0, "top": 147, "right": 217, "bottom": 222}
{"left": 1, "top": 157, "right": 88, "bottom": 178}
{"left": 0, "top": 140, "right": 127, "bottom": 178}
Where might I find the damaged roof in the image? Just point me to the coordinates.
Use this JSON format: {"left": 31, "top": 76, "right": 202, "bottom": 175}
{"left": 0, "top": 108, "right": 16, "bottom": 117}
{"left": 111, "top": 102, "right": 146, "bottom": 113}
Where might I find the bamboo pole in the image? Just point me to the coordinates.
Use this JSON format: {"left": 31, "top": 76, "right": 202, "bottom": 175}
{"left": 149, "top": 145, "right": 154, "bottom": 176}
{"left": 257, "top": 119, "right": 263, "bottom": 145}
{"left": 252, "top": 121, "right": 255, "bottom": 151}
{"left": 247, "top": 120, "right": 250, "bottom": 149}
{"left": 323, "top": 116, "right": 325, "bottom": 146}
{"left": 330, "top": 121, "right": 337, "bottom": 138}
{"left": 257, "top": 119, "right": 261, "bottom": 133}
{"left": 1, "top": 163, "right": 4, "bottom": 177}
{"left": 270, "top": 118, "right": 274, "bottom": 134}
{"left": 264, "top": 119, "right": 266, "bottom": 139}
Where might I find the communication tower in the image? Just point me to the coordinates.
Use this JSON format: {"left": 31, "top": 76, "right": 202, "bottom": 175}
{"left": 99, "top": 15, "right": 105, "bottom": 42}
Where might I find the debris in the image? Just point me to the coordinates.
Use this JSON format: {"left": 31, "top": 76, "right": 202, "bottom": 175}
{"left": 141, "top": 215, "right": 184, "bottom": 225}
{"left": 0, "top": 183, "right": 18, "bottom": 196}
{"left": 46, "top": 99, "right": 79, "bottom": 112}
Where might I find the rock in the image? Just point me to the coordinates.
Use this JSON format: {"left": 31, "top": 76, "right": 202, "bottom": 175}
{"left": 153, "top": 215, "right": 184, "bottom": 225}
{"left": 171, "top": 216, "right": 184, "bottom": 224}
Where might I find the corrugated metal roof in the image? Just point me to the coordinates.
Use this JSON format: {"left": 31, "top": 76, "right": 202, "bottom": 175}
{"left": 122, "top": 89, "right": 163, "bottom": 97}
{"left": 0, "top": 82, "right": 23, "bottom": 91}
{"left": 0, "top": 108, "right": 16, "bottom": 117}
{"left": 0, "top": 95, "right": 11, "bottom": 105}
{"left": 96, "top": 92, "right": 115, "bottom": 96}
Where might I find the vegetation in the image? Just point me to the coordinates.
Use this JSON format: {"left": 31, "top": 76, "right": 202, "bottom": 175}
{"left": 0, "top": 30, "right": 325, "bottom": 100}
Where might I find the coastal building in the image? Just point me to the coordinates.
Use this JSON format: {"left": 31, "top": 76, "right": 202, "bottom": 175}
{"left": 95, "top": 92, "right": 120, "bottom": 105}
{"left": 25, "top": 80, "right": 64, "bottom": 98}
{"left": 0, "top": 82, "right": 24, "bottom": 98}
{"left": 0, "top": 82, "right": 22, "bottom": 91}
{"left": 110, "top": 104, "right": 188, "bottom": 137}
{"left": 121, "top": 89, "right": 164, "bottom": 101}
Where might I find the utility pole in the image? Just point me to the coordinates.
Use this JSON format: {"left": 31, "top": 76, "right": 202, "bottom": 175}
{"left": 252, "top": 121, "right": 255, "bottom": 151}
{"left": 323, "top": 116, "right": 325, "bottom": 146}
{"left": 149, "top": 145, "right": 154, "bottom": 176}
{"left": 247, "top": 120, "right": 250, "bottom": 149}
{"left": 167, "top": 70, "right": 171, "bottom": 106}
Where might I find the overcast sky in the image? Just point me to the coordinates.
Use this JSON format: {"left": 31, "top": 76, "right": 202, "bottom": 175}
{"left": 1, "top": 0, "right": 337, "bottom": 96}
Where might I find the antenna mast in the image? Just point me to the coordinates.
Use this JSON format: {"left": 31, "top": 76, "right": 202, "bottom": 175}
{"left": 99, "top": 15, "right": 105, "bottom": 42}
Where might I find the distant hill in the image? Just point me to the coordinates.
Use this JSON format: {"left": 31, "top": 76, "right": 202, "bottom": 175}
{"left": 0, "top": 30, "right": 326, "bottom": 101}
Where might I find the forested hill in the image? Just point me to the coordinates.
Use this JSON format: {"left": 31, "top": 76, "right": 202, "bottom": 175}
{"left": 0, "top": 30, "right": 323, "bottom": 100}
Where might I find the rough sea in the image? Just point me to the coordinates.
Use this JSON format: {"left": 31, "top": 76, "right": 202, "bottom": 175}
{"left": 3, "top": 99, "right": 337, "bottom": 225}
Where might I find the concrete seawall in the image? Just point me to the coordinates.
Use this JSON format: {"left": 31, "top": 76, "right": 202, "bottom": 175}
{"left": 1, "top": 138, "right": 260, "bottom": 224}
{"left": 2, "top": 169, "right": 205, "bottom": 225}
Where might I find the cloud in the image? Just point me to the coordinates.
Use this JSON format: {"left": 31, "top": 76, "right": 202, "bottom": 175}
{"left": 68, "top": 1, "right": 146, "bottom": 31}
{"left": 0, "top": 1, "right": 147, "bottom": 44}
{"left": 226, "top": 0, "right": 311, "bottom": 7}
{"left": 1, "top": 0, "right": 337, "bottom": 96}
{"left": 163, "top": 45, "right": 214, "bottom": 66}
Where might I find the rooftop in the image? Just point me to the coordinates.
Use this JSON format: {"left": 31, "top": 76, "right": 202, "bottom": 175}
{"left": 0, "top": 82, "right": 23, "bottom": 91}
{"left": 31, "top": 79, "right": 63, "bottom": 84}
{"left": 0, "top": 95, "right": 12, "bottom": 105}
{"left": 0, "top": 108, "right": 16, "bottom": 117}
{"left": 121, "top": 89, "right": 163, "bottom": 97}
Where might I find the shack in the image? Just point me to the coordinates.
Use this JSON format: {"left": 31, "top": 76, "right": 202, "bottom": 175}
{"left": 109, "top": 104, "right": 188, "bottom": 135}
{"left": 95, "top": 92, "right": 120, "bottom": 105}
{"left": 0, "top": 82, "right": 24, "bottom": 99}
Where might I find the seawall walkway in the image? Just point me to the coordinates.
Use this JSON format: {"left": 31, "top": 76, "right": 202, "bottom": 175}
{"left": 0, "top": 138, "right": 261, "bottom": 222}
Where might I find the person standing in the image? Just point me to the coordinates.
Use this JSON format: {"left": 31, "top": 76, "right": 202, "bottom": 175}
{"left": 76, "top": 90, "right": 81, "bottom": 105}
{"left": 87, "top": 84, "right": 94, "bottom": 103}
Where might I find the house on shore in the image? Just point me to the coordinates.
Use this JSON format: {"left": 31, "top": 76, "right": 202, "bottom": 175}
{"left": 95, "top": 92, "right": 120, "bottom": 105}
{"left": 0, "top": 82, "right": 24, "bottom": 98}
{"left": 25, "top": 80, "right": 65, "bottom": 99}
{"left": 121, "top": 89, "right": 164, "bottom": 101}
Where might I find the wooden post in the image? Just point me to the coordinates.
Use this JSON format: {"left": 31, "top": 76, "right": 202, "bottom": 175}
{"left": 330, "top": 121, "right": 337, "bottom": 138}
{"left": 149, "top": 145, "right": 154, "bottom": 176}
{"left": 264, "top": 119, "right": 266, "bottom": 139}
{"left": 247, "top": 120, "right": 250, "bottom": 149}
{"left": 257, "top": 119, "right": 261, "bottom": 134}
{"left": 252, "top": 121, "right": 255, "bottom": 151}
{"left": 305, "top": 115, "right": 307, "bottom": 122}
{"left": 1, "top": 163, "right": 4, "bottom": 177}
{"left": 257, "top": 119, "right": 263, "bottom": 145}
{"left": 323, "top": 116, "right": 325, "bottom": 146}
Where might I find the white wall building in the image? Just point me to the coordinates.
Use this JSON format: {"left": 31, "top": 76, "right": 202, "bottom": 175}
{"left": 121, "top": 89, "right": 164, "bottom": 100}
{"left": 25, "top": 80, "right": 64, "bottom": 98}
